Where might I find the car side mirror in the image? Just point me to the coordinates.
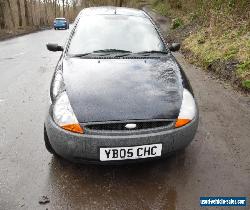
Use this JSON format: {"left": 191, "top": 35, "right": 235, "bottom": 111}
{"left": 46, "top": 43, "right": 63, "bottom": 52}
{"left": 169, "top": 43, "right": 180, "bottom": 52}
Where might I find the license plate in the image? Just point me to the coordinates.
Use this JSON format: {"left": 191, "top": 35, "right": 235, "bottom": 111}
{"left": 100, "top": 143, "right": 162, "bottom": 161}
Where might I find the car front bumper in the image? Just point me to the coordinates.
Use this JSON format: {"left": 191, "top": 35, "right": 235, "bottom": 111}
{"left": 45, "top": 111, "right": 198, "bottom": 164}
{"left": 54, "top": 24, "right": 67, "bottom": 28}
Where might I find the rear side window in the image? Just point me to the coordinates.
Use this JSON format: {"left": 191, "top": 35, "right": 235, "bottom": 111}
{"left": 67, "top": 15, "right": 165, "bottom": 54}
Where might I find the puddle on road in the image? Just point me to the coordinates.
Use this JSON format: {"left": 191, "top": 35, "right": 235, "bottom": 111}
{"left": 4, "top": 57, "right": 15, "bottom": 60}
{"left": 0, "top": 52, "right": 26, "bottom": 62}
{"left": 164, "top": 188, "right": 177, "bottom": 210}
{"left": 39, "top": 66, "right": 47, "bottom": 73}
{"left": 46, "top": 156, "right": 181, "bottom": 209}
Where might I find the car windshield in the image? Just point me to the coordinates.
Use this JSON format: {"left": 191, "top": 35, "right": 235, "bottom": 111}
{"left": 55, "top": 18, "right": 66, "bottom": 22}
{"left": 67, "top": 15, "right": 166, "bottom": 55}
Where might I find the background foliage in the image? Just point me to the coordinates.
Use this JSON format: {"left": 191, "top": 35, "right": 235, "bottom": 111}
{"left": 152, "top": 0, "right": 250, "bottom": 90}
{"left": 0, "top": 0, "right": 142, "bottom": 31}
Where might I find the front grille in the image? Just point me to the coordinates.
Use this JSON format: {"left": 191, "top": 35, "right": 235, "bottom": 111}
{"left": 85, "top": 120, "right": 174, "bottom": 131}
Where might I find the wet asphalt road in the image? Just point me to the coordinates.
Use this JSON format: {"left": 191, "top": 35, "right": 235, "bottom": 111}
{"left": 0, "top": 14, "right": 250, "bottom": 210}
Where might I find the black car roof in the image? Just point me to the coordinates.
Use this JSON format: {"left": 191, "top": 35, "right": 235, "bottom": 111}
{"left": 79, "top": 7, "right": 147, "bottom": 18}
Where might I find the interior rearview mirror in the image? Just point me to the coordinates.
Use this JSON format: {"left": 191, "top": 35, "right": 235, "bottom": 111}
{"left": 46, "top": 43, "right": 63, "bottom": 52}
{"left": 169, "top": 43, "right": 181, "bottom": 52}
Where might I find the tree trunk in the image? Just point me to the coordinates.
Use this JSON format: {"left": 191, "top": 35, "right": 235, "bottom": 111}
{"left": 80, "top": 0, "right": 86, "bottom": 9}
{"left": 62, "top": 0, "right": 65, "bottom": 16}
{"left": 54, "top": 0, "right": 56, "bottom": 17}
{"left": 66, "top": 0, "right": 69, "bottom": 18}
{"left": 44, "top": 0, "right": 48, "bottom": 25}
{"left": 0, "top": 0, "right": 6, "bottom": 29}
{"left": 119, "top": 0, "right": 123, "bottom": 7}
{"left": 24, "top": 0, "right": 30, "bottom": 26}
{"left": 29, "top": 0, "right": 34, "bottom": 26}
{"left": 38, "top": 0, "right": 43, "bottom": 25}
{"left": 72, "top": 0, "right": 77, "bottom": 16}
{"left": 6, "top": 0, "right": 15, "bottom": 28}
{"left": 17, "top": 0, "right": 22, "bottom": 27}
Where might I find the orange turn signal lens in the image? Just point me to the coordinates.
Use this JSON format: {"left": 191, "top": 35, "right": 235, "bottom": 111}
{"left": 175, "top": 119, "right": 191, "bottom": 128}
{"left": 61, "top": 124, "right": 84, "bottom": 134}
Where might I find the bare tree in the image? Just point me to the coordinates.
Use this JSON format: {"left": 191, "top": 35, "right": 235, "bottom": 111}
{"left": 115, "top": 0, "right": 124, "bottom": 7}
{"left": 53, "top": 0, "right": 57, "bottom": 17}
{"left": 0, "top": 0, "right": 6, "bottom": 29}
{"left": 0, "top": 0, "right": 142, "bottom": 33}
{"left": 66, "top": 0, "right": 69, "bottom": 18}
{"left": 38, "top": 0, "right": 42, "bottom": 25}
{"left": 17, "top": 0, "right": 23, "bottom": 27}
{"left": 6, "top": 0, "right": 15, "bottom": 28}
{"left": 44, "top": 0, "right": 48, "bottom": 25}
{"left": 72, "top": 0, "right": 78, "bottom": 15}
{"left": 29, "top": 0, "right": 34, "bottom": 26}
{"left": 62, "top": 0, "right": 65, "bottom": 16}
{"left": 119, "top": 0, "right": 123, "bottom": 7}
{"left": 24, "top": 0, "right": 30, "bottom": 26}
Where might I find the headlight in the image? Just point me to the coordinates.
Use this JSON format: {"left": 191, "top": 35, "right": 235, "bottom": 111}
{"left": 51, "top": 66, "right": 65, "bottom": 100}
{"left": 175, "top": 89, "right": 196, "bottom": 128}
{"left": 53, "top": 91, "right": 84, "bottom": 134}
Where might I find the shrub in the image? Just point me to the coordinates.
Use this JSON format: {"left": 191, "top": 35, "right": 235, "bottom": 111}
{"left": 171, "top": 18, "right": 183, "bottom": 29}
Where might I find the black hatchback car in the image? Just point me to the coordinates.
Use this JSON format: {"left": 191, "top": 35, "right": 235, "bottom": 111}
{"left": 45, "top": 7, "right": 198, "bottom": 163}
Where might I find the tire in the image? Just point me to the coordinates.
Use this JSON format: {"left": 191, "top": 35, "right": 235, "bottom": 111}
{"left": 44, "top": 125, "right": 57, "bottom": 155}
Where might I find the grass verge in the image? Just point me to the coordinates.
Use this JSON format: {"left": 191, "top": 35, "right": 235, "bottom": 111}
{"left": 152, "top": 0, "right": 250, "bottom": 92}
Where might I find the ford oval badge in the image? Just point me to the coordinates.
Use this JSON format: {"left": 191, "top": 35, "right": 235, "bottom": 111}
{"left": 125, "top": 123, "right": 137, "bottom": 129}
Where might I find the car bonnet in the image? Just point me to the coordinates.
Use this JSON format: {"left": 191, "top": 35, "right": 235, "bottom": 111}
{"left": 62, "top": 56, "right": 184, "bottom": 123}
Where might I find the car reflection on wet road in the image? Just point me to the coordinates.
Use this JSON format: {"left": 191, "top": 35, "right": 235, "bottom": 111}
{"left": 0, "top": 24, "right": 249, "bottom": 210}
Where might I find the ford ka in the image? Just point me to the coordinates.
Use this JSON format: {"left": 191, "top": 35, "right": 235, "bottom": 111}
{"left": 44, "top": 7, "right": 199, "bottom": 163}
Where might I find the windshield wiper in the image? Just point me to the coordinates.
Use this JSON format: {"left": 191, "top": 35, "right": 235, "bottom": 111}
{"left": 68, "top": 49, "right": 132, "bottom": 58}
{"left": 68, "top": 53, "right": 93, "bottom": 57}
{"left": 68, "top": 50, "right": 167, "bottom": 58}
{"left": 135, "top": 50, "right": 168, "bottom": 55}
{"left": 93, "top": 49, "right": 132, "bottom": 53}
